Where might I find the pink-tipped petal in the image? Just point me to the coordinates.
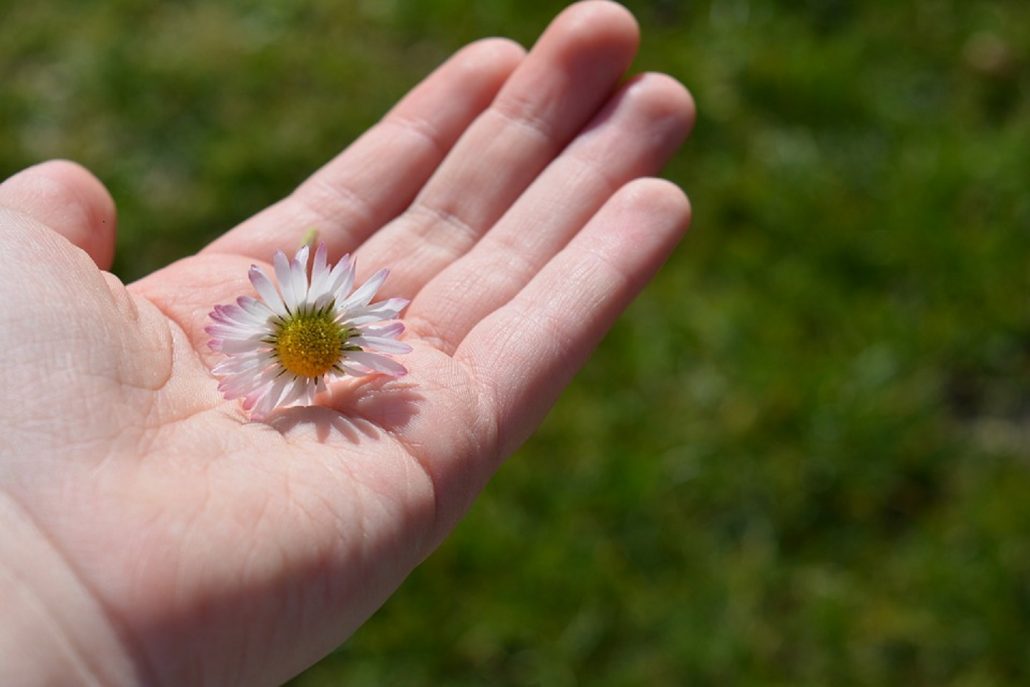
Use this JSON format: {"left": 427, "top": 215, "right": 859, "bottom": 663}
{"left": 326, "top": 255, "right": 355, "bottom": 300}
{"left": 359, "top": 321, "right": 405, "bottom": 338}
{"left": 273, "top": 251, "right": 298, "bottom": 311}
{"left": 290, "top": 244, "right": 311, "bottom": 306}
{"left": 342, "top": 268, "right": 389, "bottom": 310}
{"left": 249, "top": 266, "right": 287, "bottom": 316}
{"left": 346, "top": 351, "right": 408, "bottom": 377}
{"left": 350, "top": 336, "right": 413, "bottom": 354}
{"left": 309, "top": 242, "right": 330, "bottom": 297}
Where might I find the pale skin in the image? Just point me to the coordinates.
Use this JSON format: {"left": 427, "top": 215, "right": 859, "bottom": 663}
{"left": 0, "top": 2, "right": 694, "bottom": 685}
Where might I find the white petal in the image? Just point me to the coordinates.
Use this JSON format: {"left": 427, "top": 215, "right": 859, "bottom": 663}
{"left": 237, "top": 295, "right": 277, "bottom": 321}
{"left": 290, "top": 244, "right": 311, "bottom": 306}
{"left": 341, "top": 268, "right": 389, "bottom": 310}
{"left": 241, "top": 385, "right": 266, "bottom": 410}
{"left": 309, "top": 242, "right": 330, "bottom": 297}
{"left": 252, "top": 376, "right": 290, "bottom": 417}
{"left": 219, "top": 337, "right": 269, "bottom": 354}
{"left": 249, "top": 266, "right": 287, "bottom": 316}
{"left": 341, "top": 298, "right": 409, "bottom": 325}
{"left": 212, "top": 353, "right": 273, "bottom": 376}
{"left": 206, "top": 331, "right": 262, "bottom": 348}
{"left": 358, "top": 321, "right": 405, "bottom": 338}
{"left": 273, "top": 251, "right": 299, "bottom": 312}
{"left": 212, "top": 303, "right": 267, "bottom": 328}
{"left": 345, "top": 350, "right": 407, "bottom": 376}
{"left": 278, "top": 377, "right": 313, "bottom": 408}
{"left": 326, "top": 255, "right": 355, "bottom": 301}
{"left": 221, "top": 376, "right": 263, "bottom": 400}
{"left": 206, "top": 319, "right": 267, "bottom": 337}
{"left": 219, "top": 365, "right": 280, "bottom": 396}
{"left": 351, "top": 336, "right": 413, "bottom": 354}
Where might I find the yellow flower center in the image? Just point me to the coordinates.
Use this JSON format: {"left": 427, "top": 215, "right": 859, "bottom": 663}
{"left": 274, "top": 312, "right": 348, "bottom": 378}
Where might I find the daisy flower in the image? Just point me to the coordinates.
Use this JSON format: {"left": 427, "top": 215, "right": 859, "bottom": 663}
{"left": 206, "top": 242, "right": 412, "bottom": 418}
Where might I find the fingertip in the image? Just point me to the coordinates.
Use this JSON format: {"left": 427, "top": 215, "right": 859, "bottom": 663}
{"left": 491, "top": 0, "right": 641, "bottom": 135}
{"left": 625, "top": 72, "right": 697, "bottom": 139}
{"left": 436, "top": 39, "right": 527, "bottom": 101}
{"left": 0, "top": 159, "right": 117, "bottom": 269}
{"left": 617, "top": 177, "right": 693, "bottom": 237}
{"left": 460, "top": 37, "right": 527, "bottom": 71}
{"left": 555, "top": 1, "right": 640, "bottom": 51}
{"left": 522, "top": 0, "right": 639, "bottom": 77}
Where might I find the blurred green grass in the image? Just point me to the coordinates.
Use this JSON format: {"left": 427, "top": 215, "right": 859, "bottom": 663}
{"left": 3, "top": 0, "right": 1028, "bottom": 684}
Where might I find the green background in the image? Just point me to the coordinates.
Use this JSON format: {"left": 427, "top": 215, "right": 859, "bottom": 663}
{"left": 3, "top": 0, "right": 1028, "bottom": 684}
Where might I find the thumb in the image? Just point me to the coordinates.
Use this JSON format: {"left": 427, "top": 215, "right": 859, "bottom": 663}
{"left": 0, "top": 160, "right": 117, "bottom": 270}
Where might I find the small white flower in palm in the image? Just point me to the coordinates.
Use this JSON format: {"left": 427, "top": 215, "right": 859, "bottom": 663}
{"left": 206, "top": 242, "right": 411, "bottom": 417}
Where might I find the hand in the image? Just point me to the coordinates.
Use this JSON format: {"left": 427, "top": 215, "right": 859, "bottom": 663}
{"left": 0, "top": 2, "right": 693, "bottom": 684}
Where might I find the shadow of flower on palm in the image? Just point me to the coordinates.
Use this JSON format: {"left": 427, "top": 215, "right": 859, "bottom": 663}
{"left": 264, "top": 378, "right": 424, "bottom": 447}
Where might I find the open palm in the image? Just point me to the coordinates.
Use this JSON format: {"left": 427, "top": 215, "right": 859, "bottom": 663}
{"left": 0, "top": 3, "right": 693, "bottom": 684}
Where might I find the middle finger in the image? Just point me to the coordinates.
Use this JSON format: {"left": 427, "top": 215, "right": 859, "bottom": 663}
{"left": 354, "top": 1, "right": 639, "bottom": 294}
